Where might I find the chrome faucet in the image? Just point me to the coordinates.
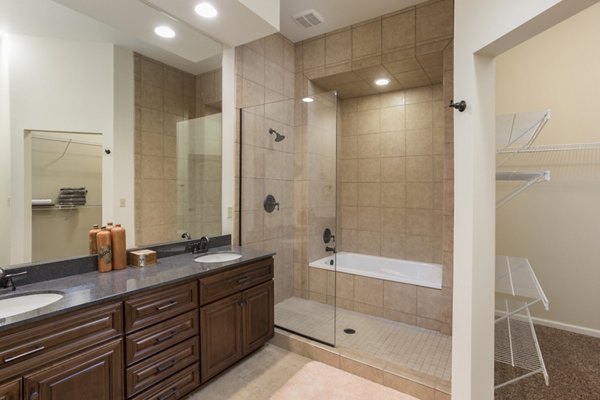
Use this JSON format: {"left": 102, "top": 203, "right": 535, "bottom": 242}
{"left": 0, "top": 267, "right": 28, "bottom": 291}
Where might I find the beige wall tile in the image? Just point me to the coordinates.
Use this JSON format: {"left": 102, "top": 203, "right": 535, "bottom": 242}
{"left": 357, "top": 134, "right": 381, "bottom": 158}
{"left": 406, "top": 102, "right": 433, "bottom": 129}
{"left": 383, "top": 371, "right": 436, "bottom": 400}
{"left": 382, "top": 10, "right": 416, "bottom": 52}
{"left": 303, "top": 37, "right": 325, "bottom": 70}
{"left": 354, "top": 301, "right": 383, "bottom": 317}
{"left": 265, "top": 34, "right": 284, "bottom": 66}
{"left": 336, "top": 272, "right": 355, "bottom": 299}
{"left": 380, "top": 131, "right": 406, "bottom": 157}
{"left": 380, "top": 106, "right": 405, "bottom": 132}
{"left": 406, "top": 182, "right": 433, "bottom": 209}
{"left": 340, "top": 355, "right": 384, "bottom": 384}
{"left": 381, "top": 230, "right": 405, "bottom": 259}
{"left": 242, "top": 46, "right": 265, "bottom": 85}
{"left": 381, "top": 182, "right": 406, "bottom": 208}
{"left": 406, "top": 235, "right": 432, "bottom": 262}
{"left": 352, "top": 19, "right": 382, "bottom": 59}
{"left": 326, "top": 29, "right": 352, "bottom": 65}
{"left": 407, "top": 209, "right": 433, "bottom": 236}
{"left": 384, "top": 281, "right": 417, "bottom": 314}
{"left": 356, "top": 230, "right": 381, "bottom": 256}
{"left": 357, "top": 207, "right": 381, "bottom": 231}
{"left": 406, "top": 155, "right": 433, "bottom": 182}
{"left": 357, "top": 109, "right": 381, "bottom": 134}
{"left": 380, "top": 91, "right": 405, "bottom": 108}
{"left": 415, "top": 0, "right": 453, "bottom": 43}
{"left": 383, "top": 308, "right": 417, "bottom": 325}
{"left": 354, "top": 275, "right": 383, "bottom": 307}
{"left": 357, "top": 158, "right": 381, "bottom": 182}
{"left": 381, "top": 157, "right": 406, "bottom": 182}
{"left": 406, "top": 128, "right": 433, "bottom": 156}
{"left": 357, "top": 182, "right": 381, "bottom": 207}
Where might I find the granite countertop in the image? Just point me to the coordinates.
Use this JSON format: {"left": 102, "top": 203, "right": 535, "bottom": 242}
{"left": 0, "top": 245, "right": 274, "bottom": 332}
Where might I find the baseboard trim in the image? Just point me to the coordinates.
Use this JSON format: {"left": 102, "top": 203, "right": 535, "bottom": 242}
{"left": 530, "top": 316, "right": 600, "bottom": 338}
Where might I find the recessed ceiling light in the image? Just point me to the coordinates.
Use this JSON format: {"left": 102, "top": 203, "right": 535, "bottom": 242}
{"left": 195, "top": 2, "right": 218, "bottom": 18}
{"left": 302, "top": 97, "right": 314, "bottom": 103}
{"left": 375, "top": 78, "right": 390, "bottom": 86}
{"left": 154, "top": 25, "right": 175, "bottom": 38}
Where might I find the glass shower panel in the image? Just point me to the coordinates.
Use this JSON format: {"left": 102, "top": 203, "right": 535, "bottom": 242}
{"left": 176, "top": 114, "right": 223, "bottom": 239}
{"left": 240, "top": 91, "right": 338, "bottom": 345}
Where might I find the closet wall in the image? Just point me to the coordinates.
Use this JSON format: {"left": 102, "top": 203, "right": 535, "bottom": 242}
{"left": 496, "top": 3, "right": 600, "bottom": 333}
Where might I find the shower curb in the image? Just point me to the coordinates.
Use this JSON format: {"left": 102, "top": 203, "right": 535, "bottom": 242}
{"left": 270, "top": 328, "right": 451, "bottom": 400}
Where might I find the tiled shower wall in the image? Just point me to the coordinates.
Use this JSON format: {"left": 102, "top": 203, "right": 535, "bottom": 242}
{"left": 134, "top": 54, "right": 196, "bottom": 246}
{"left": 234, "top": 34, "right": 297, "bottom": 304}
{"left": 134, "top": 54, "right": 223, "bottom": 246}
{"left": 338, "top": 86, "right": 444, "bottom": 263}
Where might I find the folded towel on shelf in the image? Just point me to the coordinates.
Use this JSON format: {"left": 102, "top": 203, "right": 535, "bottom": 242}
{"left": 58, "top": 187, "right": 87, "bottom": 206}
{"left": 59, "top": 188, "right": 88, "bottom": 195}
{"left": 32, "top": 199, "right": 54, "bottom": 206}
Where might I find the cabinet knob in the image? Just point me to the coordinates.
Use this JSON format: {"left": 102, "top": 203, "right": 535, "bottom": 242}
{"left": 30, "top": 392, "right": 40, "bottom": 400}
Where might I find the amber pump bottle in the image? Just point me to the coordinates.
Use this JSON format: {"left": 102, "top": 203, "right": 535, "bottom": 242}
{"left": 96, "top": 227, "right": 113, "bottom": 273}
{"left": 111, "top": 224, "right": 127, "bottom": 270}
{"left": 88, "top": 224, "right": 101, "bottom": 255}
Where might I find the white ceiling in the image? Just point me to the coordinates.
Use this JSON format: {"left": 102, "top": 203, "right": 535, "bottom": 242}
{"left": 0, "top": 0, "right": 432, "bottom": 75}
{"left": 280, "top": 0, "right": 427, "bottom": 43}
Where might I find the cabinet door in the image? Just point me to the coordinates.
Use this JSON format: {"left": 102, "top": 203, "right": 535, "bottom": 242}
{"left": 0, "top": 378, "right": 21, "bottom": 400}
{"left": 242, "top": 280, "right": 274, "bottom": 355}
{"left": 23, "top": 339, "right": 123, "bottom": 400}
{"left": 200, "top": 293, "right": 243, "bottom": 382}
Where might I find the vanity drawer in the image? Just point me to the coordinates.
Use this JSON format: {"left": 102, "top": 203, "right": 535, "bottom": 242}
{"left": 130, "top": 364, "right": 200, "bottom": 400}
{"left": 199, "top": 258, "right": 273, "bottom": 305}
{"left": 0, "top": 302, "right": 122, "bottom": 372}
{"left": 0, "top": 378, "right": 21, "bottom": 400}
{"left": 125, "top": 310, "right": 198, "bottom": 366}
{"left": 126, "top": 336, "right": 199, "bottom": 397}
{"left": 125, "top": 281, "right": 198, "bottom": 333}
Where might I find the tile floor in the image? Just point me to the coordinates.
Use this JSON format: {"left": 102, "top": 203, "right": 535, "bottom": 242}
{"left": 186, "top": 344, "right": 310, "bottom": 400}
{"left": 275, "top": 297, "right": 452, "bottom": 381}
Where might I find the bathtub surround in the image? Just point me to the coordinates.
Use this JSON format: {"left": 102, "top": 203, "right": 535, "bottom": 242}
{"left": 289, "top": 0, "right": 454, "bottom": 335}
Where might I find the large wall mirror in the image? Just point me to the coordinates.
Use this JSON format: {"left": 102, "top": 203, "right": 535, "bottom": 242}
{"left": 0, "top": 0, "right": 231, "bottom": 266}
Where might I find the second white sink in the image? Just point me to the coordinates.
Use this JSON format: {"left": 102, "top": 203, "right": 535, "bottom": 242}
{"left": 194, "top": 252, "right": 242, "bottom": 263}
{"left": 0, "top": 292, "right": 64, "bottom": 319}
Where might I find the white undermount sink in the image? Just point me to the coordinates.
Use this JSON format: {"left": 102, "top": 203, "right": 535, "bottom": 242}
{"left": 0, "top": 292, "right": 64, "bottom": 319}
{"left": 194, "top": 252, "right": 242, "bottom": 263}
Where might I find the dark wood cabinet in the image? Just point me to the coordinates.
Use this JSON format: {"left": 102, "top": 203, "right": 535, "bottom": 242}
{"left": 200, "top": 292, "right": 243, "bottom": 381}
{"left": 0, "top": 256, "right": 275, "bottom": 400}
{"left": 0, "top": 378, "right": 21, "bottom": 400}
{"left": 23, "top": 339, "right": 123, "bottom": 400}
{"left": 199, "top": 262, "right": 274, "bottom": 383}
{"left": 243, "top": 280, "right": 274, "bottom": 354}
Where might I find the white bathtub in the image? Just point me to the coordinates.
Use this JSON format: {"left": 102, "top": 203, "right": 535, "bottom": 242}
{"left": 309, "top": 252, "right": 442, "bottom": 289}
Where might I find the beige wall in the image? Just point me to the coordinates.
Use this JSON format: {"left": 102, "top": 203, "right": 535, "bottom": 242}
{"left": 235, "top": 34, "right": 297, "bottom": 304}
{"left": 134, "top": 54, "right": 197, "bottom": 245}
{"left": 496, "top": 3, "right": 600, "bottom": 332}
{"left": 339, "top": 86, "right": 445, "bottom": 263}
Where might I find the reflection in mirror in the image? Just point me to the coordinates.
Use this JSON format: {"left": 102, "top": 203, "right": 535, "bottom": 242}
{"left": 1, "top": 0, "right": 228, "bottom": 266}
{"left": 134, "top": 54, "right": 227, "bottom": 246}
{"left": 177, "top": 114, "right": 223, "bottom": 240}
{"left": 30, "top": 131, "right": 103, "bottom": 262}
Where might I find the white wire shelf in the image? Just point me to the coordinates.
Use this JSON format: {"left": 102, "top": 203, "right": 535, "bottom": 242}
{"left": 496, "top": 170, "right": 550, "bottom": 208}
{"left": 495, "top": 256, "right": 549, "bottom": 321}
{"left": 496, "top": 109, "right": 550, "bottom": 167}
{"left": 32, "top": 205, "right": 101, "bottom": 211}
{"left": 495, "top": 304, "right": 549, "bottom": 390}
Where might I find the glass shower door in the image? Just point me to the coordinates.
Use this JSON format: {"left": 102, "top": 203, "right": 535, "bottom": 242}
{"left": 240, "top": 91, "right": 338, "bottom": 345}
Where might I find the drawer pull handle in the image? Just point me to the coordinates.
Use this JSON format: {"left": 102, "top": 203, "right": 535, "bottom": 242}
{"left": 155, "top": 329, "right": 178, "bottom": 343}
{"left": 4, "top": 345, "right": 45, "bottom": 363}
{"left": 157, "top": 387, "right": 178, "bottom": 400}
{"left": 156, "top": 358, "right": 177, "bottom": 372}
{"left": 156, "top": 300, "right": 178, "bottom": 311}
{"left": 236, "top": 276, "right": 250, "bottom": 284}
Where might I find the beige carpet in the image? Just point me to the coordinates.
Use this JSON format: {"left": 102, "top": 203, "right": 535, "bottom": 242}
{"left": 270, "top": 361, "right": 419, "bottom": 400}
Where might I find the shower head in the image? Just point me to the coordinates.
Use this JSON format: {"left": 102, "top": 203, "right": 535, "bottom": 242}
{"left": 268, "top": 128, "right": 286, "bottom": 142}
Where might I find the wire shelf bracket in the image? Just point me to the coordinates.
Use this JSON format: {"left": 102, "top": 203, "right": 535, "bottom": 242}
{"left": 496, "top": 170, "right": 550, "bottom": 208}
{"left": 496, "top": 109, "right": 551, "bottom": 167}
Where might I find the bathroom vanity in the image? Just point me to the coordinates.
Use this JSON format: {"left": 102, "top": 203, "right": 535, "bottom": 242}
{"left": 0, "top": 248, "right": 274, "bottom": 400}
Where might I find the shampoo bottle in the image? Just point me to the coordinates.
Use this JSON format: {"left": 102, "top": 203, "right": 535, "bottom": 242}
{"left": 96, "top": 227, "right": 113, "bottom": 273}
{"left": 111, "top": 224, "right": 127, "bottom": 270}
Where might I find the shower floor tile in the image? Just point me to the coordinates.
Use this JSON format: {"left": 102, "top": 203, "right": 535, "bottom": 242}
{"left": 275, "top": 297, "right": 452, "bottom": 381}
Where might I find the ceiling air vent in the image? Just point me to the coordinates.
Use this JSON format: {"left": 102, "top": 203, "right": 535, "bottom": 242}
{"left": 293, "top": 9, "right": 324, "bottom": 28}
